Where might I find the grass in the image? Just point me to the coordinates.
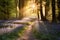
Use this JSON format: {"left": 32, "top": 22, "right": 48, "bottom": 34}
{"left": 32, "top": 28, "right": 57, "bottom": 40}
{"left": 0, "top": 25, "right": 28, "bottom": 40}
{"left": 56, "top": 32, "right": 60, "bottom": 37}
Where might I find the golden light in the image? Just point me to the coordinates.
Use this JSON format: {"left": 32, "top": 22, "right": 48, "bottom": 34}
{"left": 22, "top": 0, "right": 38, "bottom": 18}
{"left": 31, "top": 4, "right": 36, "bottom": 9}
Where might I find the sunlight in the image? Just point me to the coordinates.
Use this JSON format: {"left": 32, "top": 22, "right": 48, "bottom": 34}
{"left": 17, "top": 6, "right": 19, "bottom": 12}
{"left": 22, "top": 0, "right": 38, "bottom": 18}
{"left": 31, "top": 4, "right": 36, "bottom": 9}
{"left": 42, "top": 1, "right": 46, "bottom": 16}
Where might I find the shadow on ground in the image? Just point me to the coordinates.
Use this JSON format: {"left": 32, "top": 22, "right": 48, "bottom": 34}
{"left": 0, "top": 25, "right": 25, "bottom": 40}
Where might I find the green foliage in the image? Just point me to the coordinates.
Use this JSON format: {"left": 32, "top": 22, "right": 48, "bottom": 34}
{"left": 0, "top": 0, "right": 16, "bottom": 20}
{"left": 33, "top": 28, "right": 57, "bottom": 40}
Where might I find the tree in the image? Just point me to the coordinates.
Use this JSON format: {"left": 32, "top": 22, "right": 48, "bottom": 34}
{"left": 0, "top": 0, "right": 17, "bottom": 20}
{"left": 45, "top": 0, "right": 49, "bottom": 20}
{"left": 40, "top": 0, "right": 44, "bottom": 21}
{"left": 57, "top": 0, "right": 60, "bottom": 21}
{"left": 19, "top": 0, "right": 25, "bottom": 19}
{"left": 0, "top": 0, "right": 8, "bottom": 19}
{"left": 52, "top": 0, "right": 56, "bottom": 22}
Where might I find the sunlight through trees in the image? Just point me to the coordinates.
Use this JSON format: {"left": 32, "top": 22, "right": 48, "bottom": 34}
{"left": 0, "top": 0, "right": 60, "bottom": 22}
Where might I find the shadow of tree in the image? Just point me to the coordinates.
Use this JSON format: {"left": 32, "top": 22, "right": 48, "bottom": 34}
{"left": 33, "top": 20, "right": 60, "bottom": 40}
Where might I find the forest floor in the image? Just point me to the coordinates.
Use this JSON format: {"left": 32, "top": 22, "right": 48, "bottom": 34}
{"left": 0, "top": 18, "right": 60, "bottom": 40}
{"left": 0, "top": 17, "right": 36, "bottom": 40}
{"left": 33, "top": 21, "right": 60, "bottom": 40}
{"left": 0, "top": 17, "right": 34, "bottom": 34}
{"left": 17, "top": 21, "right": 36, "bottom": 40}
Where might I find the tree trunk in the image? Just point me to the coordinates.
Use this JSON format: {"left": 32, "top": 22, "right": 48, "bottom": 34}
{"left": 19, "top": 0, "right": 24, "bottom": 19}
{"left": 40, "top": 0, "right": 44, "bottom": 21}
{"left": 45, "top": 0, "right": 49, "bottom": 20}
{"left": 52, "top": 0, "right": 56, "bottom": 22}
{"left": 15, "top": 0, "right": 18, "bottom": 19}
{"left": 57, "top": 0, "right": 60, "bottom": 21}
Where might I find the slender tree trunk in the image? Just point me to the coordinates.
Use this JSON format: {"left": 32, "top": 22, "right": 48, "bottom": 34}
{"left": 52, "top": 0, "right": 56, "bottom": 22}
{"left": 55, "top": 0, "right": 58, "bottom": 22}
{"left": 19, "top": 0, "right": 24, "bottom": 19}
{"left": 45, "top": 0, "right": 47, "bottom": 20}
{"left": 42, "top": 0, "right": 45, "bottom": 17}
{"left": 35, "top": 0, "right": 40, "bottom": 20}
{"left": 45, "top": 0, "right": 49, "bottom": 20}
{"left": 16, "top": 0, "right": 19, "bottom": 19}
{"left": 15, "top": 0, "right": 18, "bottom": 19}
{"left": 43, "top": 0, "right": 48, "bottom": 21}
{"left": 48, "top": 0, "right": 52, "bottom": 22}
{"left": 40, "top": 0, "right": 44, "bottom": 20}
{"left": 57, "top": 0, "right": 60, "bottom": 21}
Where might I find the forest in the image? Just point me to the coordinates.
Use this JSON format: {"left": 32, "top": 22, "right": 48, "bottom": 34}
{"left": 0, "top": 0, "right": 60, "bottom": 40}
{"left": 0, "top": 0, "right": 60, "bottom": 22}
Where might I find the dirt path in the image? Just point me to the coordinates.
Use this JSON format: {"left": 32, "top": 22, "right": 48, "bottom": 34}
{"left": 17, "top": 22, "right": 36, "bottom": 40}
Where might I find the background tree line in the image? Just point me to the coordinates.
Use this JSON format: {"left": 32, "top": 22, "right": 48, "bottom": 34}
{"left": 0, "top": 0, "right": 60, "bottom": 22}
{"left": 0, "top": 0, "right": 17, "bottom": 20}
{"left": 36, "top": 0, "right": 60, "bottom": 23}
{"left": 0, "top": 0, "right": 27, "bottom": 20}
